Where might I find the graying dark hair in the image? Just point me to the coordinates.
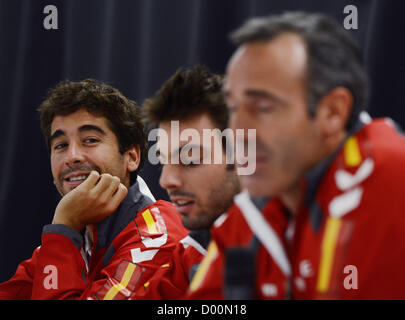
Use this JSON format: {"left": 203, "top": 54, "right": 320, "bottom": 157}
{"left": 230, "top": 12, "right": 368, "bottom": 130}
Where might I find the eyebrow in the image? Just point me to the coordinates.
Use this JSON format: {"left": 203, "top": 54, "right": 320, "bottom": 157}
{"left": 49, "top": 129, "right": 65, "bottom": 146}
{"left": 49, "top": 124, "right": 106, "bottom": 146}
{"left": 244, "top": 89, "right": 287, "bottom": 106}
{"left": 178, "top": 144, "right": 203, "bottom": 155}
{"left": 223, "top": 87, "right": 288, "bottom": 106}
{"left": 78, "top": 124, "right": 107, "bottom": 136}
{"left": 156, "top": 144, "right": 204, "bottom": 163}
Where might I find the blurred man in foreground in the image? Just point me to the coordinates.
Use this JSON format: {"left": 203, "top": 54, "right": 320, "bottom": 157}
{"left": 189, "top": 12, "right": 405, "bottom": 299}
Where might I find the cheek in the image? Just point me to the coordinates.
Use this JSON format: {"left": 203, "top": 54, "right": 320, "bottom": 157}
{"left": 200, "top": 165, "right": 227, "bottom": 188}
{"left": 88, "top": 146, "right": 117, "bottom": 166}
{"left": 50, "top": 154, "right": 62, "bottom": 178}
{"left": 255, "top": 110, "right": 285, "bottom": 142}
{"left": 279, "top": 124, "right": 318, "bottom": 172}
{"left": 101, "top": 154, "right": 125, "bottom": 174}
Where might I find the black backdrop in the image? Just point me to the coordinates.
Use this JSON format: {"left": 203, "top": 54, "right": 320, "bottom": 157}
{"left": 1, "top": 0, "right": 404, "bottom": 282}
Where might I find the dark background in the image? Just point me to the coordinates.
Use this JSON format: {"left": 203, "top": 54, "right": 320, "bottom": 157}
{"left": 0, "top": 0, "right": 404, "bottom": 282}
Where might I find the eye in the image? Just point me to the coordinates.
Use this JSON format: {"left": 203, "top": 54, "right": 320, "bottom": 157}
{"left": 179, "top": 146, "right": 201, "bottom": 167}
{"left": 83, "top": 138, "right": 99, "bottom": 144}
{"left": 255, "top": 103, "right": 275, "bottom": 113}
{"left": 54, "top": 142, "right": 67, "bottom": 150}
{"left": 182, "top": 160, "right": 199, "bottom": 168}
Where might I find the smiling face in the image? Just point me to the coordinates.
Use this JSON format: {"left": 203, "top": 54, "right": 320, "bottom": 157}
{"left": 158, "top": 114, "right": 240, "bottom": 230}
{"left": 225, "top": 33, "right": 326, "bottom": 198}
{"left": 50, "top": 108, "right": 138, "bottom": 196}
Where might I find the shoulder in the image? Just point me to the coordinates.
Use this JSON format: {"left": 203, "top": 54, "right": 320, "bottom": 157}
{"left": 115, "top": 199, "right": 186, "bottom": 248}
{"left": 319, "top": 119, "right": 405, "bottom": 219}
{"left": 134, "top": 200, "right": 186, "bottom": 235}
{"left": 362, "top": 119, "right": 405, "bottom": 166}
{"left": 325, "top": 119, "right": 405, "bottom": 190}
{"left": 134, "top": 200, "right": 180, "bottom": 227}
{"left": 139, "top": 200, "right": 177, "bottom": 217}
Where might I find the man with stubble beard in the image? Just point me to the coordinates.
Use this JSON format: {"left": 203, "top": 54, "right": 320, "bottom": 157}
{"left": 132, "top": 65, "right": 241, "bottom": 299}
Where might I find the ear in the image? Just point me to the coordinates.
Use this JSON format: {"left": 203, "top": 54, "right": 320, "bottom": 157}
{"left": 125, "top": 145, "right": 141, "bottom": 173}
{"left": 315, "top": 87, "right": 353, "bottom": 137}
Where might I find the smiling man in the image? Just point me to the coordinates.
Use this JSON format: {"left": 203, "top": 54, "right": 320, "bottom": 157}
{"left": 132, "top": 65, "right": 241, "bottom": 299}
{"left": 0, "top": 79, "right": 187, "bottom": 299}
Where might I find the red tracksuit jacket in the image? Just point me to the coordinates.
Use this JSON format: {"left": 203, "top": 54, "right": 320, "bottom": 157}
{"left": 186, "top": 197, "right": 290, "bottom": 300}
{"left": 0, "top": 179, "right": 187, "bottom": 300}
{"left": 133, "top": 229, "right": 210, "bottom": 299}
{"left": 291, "top": 118, "right": 405, "bottom": 299}
{"left": 187, "top": 116, "right": 405, "bottom": 300}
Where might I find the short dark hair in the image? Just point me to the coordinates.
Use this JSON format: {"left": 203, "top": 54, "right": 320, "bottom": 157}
{"left": 38, "top": 79, "right": 147, "bottom": 185}
{"left": 143, "top": 65, "right": 228, "bottom": 132}
{"left": 230, "top": 11, "right": 369, "bottom": 130}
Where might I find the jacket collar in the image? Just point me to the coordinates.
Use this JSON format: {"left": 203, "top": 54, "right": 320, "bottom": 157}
{"left": 94, "top": 176, "right": 155, "bottom": 249}
{"left": 304, "top": 117, "right": 365, "bottom": 232}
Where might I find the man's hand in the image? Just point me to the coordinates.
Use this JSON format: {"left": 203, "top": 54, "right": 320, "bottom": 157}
{"left": 52, "top": 171, "right": 128, "bottom": 232}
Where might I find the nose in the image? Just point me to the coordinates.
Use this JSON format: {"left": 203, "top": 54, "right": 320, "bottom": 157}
{"left": 229, "top": 104, "right": 254, "bottom": 138}
{"left": 159, "top": 164, "right": 182, "bottom": 192}
{"left": 65, "top": 141, "right": 86, "bottom": 166}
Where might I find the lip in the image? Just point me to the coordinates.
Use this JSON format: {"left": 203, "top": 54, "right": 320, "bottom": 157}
{"left": 237, "top": 154, "right": 269, "bottom": 171}
{"left": 62, "top": 171, "right": 91, "bottom": 189}
{"left": 254, "top": 155, "right": 270, "bottom": 169}
{"left": 170, "top": 197, "right": 196, "bottom": 215}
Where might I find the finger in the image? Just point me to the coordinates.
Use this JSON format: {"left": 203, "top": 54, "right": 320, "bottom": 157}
{"left": 102, "top": 184, "right": 128, "bottom": 215}
{"left": 77, "top": 170, "right": 100, "bottom": 190}
{"left": 109, "top": 183, "right": 128, "bottom": 209}
{"left": 92, "top": 173, "right": 114, "bottom": 195}
{"left": 101, "top": 175, "right": 121, "bottom": 199}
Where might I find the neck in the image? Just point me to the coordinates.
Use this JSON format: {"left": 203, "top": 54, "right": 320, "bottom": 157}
{"left": 282, "top": 130, "right": 348, "bottom": 214}
{"left": 280, "top": 183, "right": 303, "bottom": 215}
{"left": 324, "top": 130, "right": 347, "bottom": 157}
{"left": 86, "top": 225, "right": 94, "bottom": 243}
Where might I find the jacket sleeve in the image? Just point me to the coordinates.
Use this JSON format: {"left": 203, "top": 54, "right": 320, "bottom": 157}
{"left": 30, "top": 224, "right": 91, "bottom": 299}
{"left": 0, "top": 247, "right": 40, "bottom": 300}
{"left": 133, "top": 244, "right": 188, "bottom": 300}
{"left": 30, "top": 202, "right": 187, "bottom": 300}
{"left": 133, "top": 235, "right": 206, "bottom": 300}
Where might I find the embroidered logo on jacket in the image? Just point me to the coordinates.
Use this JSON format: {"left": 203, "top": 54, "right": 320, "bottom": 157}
{"left": 93, "top": 260, "right": 144, "bottom": 300}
